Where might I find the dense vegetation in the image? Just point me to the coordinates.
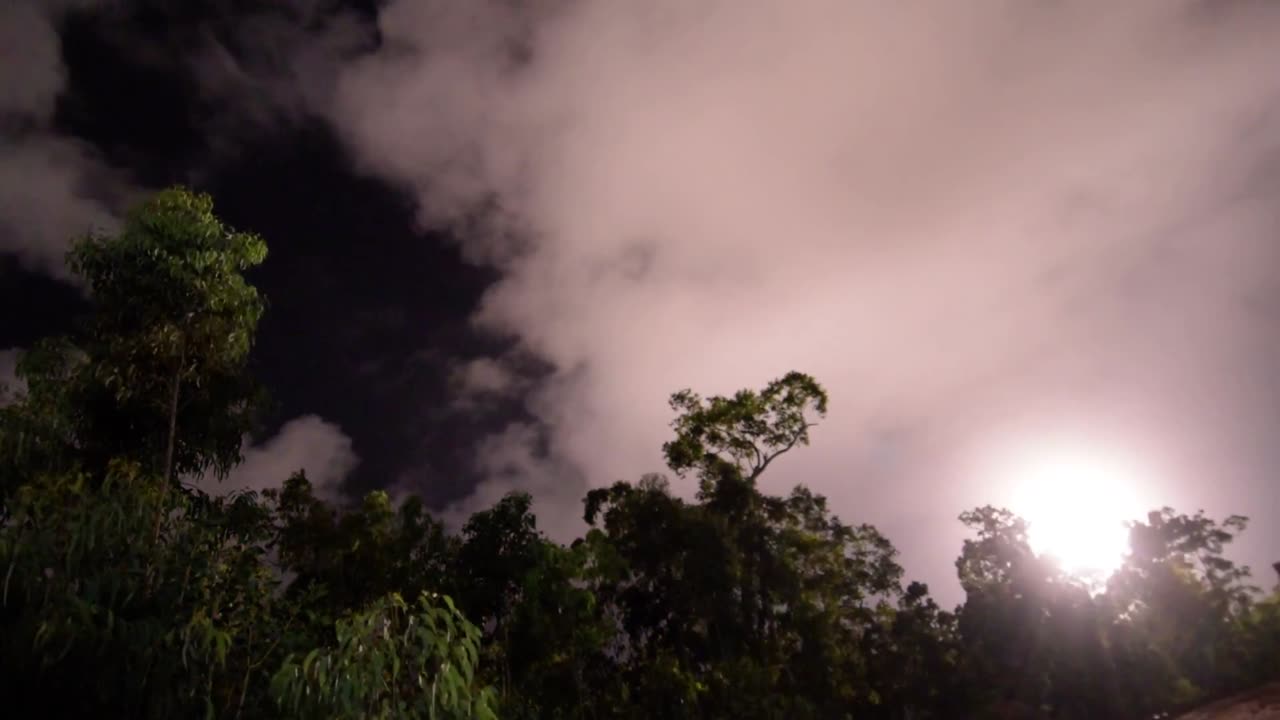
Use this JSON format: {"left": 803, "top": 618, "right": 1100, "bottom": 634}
{"left": 1, "top": 188, "right": 1276, "bottom": 719}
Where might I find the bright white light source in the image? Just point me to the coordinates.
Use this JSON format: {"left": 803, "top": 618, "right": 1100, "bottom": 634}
{"left": 1005, "top": 447, "right": 1145, "bottom": 577}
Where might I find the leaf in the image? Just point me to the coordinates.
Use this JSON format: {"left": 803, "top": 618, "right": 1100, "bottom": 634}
{"left": 302, "top": 648, "right": 321, "bottom": 676}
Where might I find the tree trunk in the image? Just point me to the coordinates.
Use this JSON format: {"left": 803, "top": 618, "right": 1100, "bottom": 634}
{"left": 150, "top": 345, "right": 184, "bottom": 549}
{"left": 162, "top": 344, "right": 184, "bottom": 484}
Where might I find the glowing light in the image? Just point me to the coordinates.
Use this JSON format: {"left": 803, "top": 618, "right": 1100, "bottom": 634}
{"left": 1005, "top": 447, "right": 1145, "bottom": 577}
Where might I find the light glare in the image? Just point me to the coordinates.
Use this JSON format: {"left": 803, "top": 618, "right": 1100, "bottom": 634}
{"left": 1006, "top": 448, "right": 1145, "bottom": 577}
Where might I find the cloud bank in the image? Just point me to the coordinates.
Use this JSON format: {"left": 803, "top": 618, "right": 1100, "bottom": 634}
{"left": 326, "top": 0, "right": 1280, "bottom": 595}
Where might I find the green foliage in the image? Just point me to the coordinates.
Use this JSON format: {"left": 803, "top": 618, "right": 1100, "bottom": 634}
{"left": 0, "top": 459, "right": 285, "bottom": 717}
{"left": 272, "top": 474, "right": 453, "bottom": 617}
{"left": 68, "top": 186, "right": 267, "bottom": 483}
{"left": 1104, "top": 509, "right": 1263, "bottom": 710}
{"left": 0, "top": 187, "right": 494, "bottom": 719}
{"left": 663, "top": 370, "right": 827, "bottom": 485}
{"left": 455, "top": 492, "right": 542, "bottom": 632}
{"left": 0, "top": 338, "right": 85, "bottom": 503}
{"left": 2, "top": 185, "right": 1277, "bottom": 718}
{"left": 580, "top": 472, "right": 909, "bottom": 717}
{"left": 947, "top": 505, "right": 1280, "bottom": 720}
{"left": 271, "top": 592, "right": 497, "bottom": 720}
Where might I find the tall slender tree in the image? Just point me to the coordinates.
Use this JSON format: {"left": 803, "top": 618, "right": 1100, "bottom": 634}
{"left": 65, "top": 187, "right": 268, "bottom": 484}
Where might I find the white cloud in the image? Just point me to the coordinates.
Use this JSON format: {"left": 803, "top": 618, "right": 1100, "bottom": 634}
{"left": 328, "top": 0, "right": 1280, "bottom": 597}
{"left": 195, "top": 415, "right": 359, "bottom": 503}
{"left": 0, "top": 137, "right": 122, "bottom": 280}
{"left": 0, "top": 0, "right": 131, "bottom": 280}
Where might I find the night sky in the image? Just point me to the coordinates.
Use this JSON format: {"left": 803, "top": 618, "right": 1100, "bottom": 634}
{"left": 2, "top": 0, "right": 530, "bottom": 510}
{"left": 4, "top": 0, "right": 1280, "bottom": 603}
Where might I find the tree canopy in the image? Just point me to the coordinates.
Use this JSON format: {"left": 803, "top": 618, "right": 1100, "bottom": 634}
{"left": 0, "top": 187, "right": 1276, "bottom": 718}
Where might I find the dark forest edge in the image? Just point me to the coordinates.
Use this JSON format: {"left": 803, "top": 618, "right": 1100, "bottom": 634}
{"left": 0, "top": 188, "right": 1276, "bottom": 719}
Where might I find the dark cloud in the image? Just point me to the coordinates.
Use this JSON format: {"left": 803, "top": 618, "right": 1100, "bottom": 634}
{"left": 182, "top": 1, "right": 376, "bottom": 150}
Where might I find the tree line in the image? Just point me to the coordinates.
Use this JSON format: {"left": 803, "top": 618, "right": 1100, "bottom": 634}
{"left": 1, "top": 188, "right": 1276, "bottom": 718}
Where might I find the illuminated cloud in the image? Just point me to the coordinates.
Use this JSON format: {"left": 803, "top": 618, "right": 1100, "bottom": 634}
{"left": 196, "top": 415, "right": 359, "bottom": 503}
{"left": 339, "top": 1, "right": 1280, "bottom": 593}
